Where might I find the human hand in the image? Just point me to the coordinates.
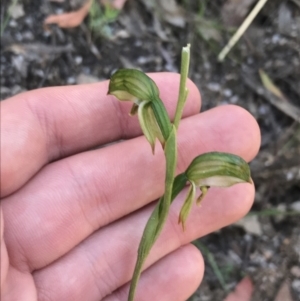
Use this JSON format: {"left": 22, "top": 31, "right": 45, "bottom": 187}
{"left": 0, "top": 73, "right": 260, "bottom": 301}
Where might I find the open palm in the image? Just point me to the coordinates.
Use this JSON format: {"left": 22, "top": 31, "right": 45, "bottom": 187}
{"left": 1, "top": 73, "right": 260, "bottom": 301}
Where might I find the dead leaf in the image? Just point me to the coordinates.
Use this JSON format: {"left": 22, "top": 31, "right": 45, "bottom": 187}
{"left": 222, "top": 0, "right": 256, "bottom": 26}
{"left": 196, "top": 17, "right": 222, "bottom": 42}
{"left": 278, "top": 3, "right": 293, "bottom": 35}
{"left": 259, "top": 69, "right": 286, "bottom": 100}
{"left": 223, "top": 277, "right": 254, "bottom": 301}
{"left": 243, "top": 70, "right": 300, "bottom": 122}
{"left": 274, "top": 281, "right": 294, "bottom": 301}
{"left": 140, "top": 0, "right": 186, "bottom": 28}
{"left": 158, "top": 0, "right": 185, "bottom": 27}
{"left": 44, "top": 0, "right": 92, "bottom": 28}
{"left": 6, "top": 43, "right": 73, "bottom": 61}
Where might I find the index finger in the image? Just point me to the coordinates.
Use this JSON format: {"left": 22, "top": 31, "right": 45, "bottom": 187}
{"left": 1, "top": 73, "right": 201, "bottom": 197}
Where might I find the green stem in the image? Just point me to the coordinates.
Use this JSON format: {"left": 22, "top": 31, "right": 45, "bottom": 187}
{"left": 128, "top": 172, "right": 187, "bottom": 297}
{"left": 128, "top": 127, "right": 177, "bottom": 301}
{"left": 127, "top": 45, "right": 191, "bottom": 301}
{"left": 173, "top": 44, "right": 191, "bottom": 129}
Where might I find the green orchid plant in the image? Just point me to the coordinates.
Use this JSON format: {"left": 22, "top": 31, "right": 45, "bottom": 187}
{"left": 108, "top": 44, "right": 252, "bottom": 301}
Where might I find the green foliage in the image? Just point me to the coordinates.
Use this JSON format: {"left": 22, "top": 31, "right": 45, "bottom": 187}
{"left": 193, "top": 240, "right": 229, "bottom": 291}
{"left": 88, "top": 0, "right": 119, "bottom": 38}
{"left": 1, "top": 0, "right": 19, "bottom": 36}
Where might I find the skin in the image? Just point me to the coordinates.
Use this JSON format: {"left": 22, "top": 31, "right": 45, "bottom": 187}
{"left": 0, "top": 73, "right": 260, "bottom": 301}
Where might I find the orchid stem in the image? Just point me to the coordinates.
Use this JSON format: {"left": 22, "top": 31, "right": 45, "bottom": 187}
{"left": 173, "top": 44, "right": 191, "bottom": 129}
{"left": 127, "top": 45, "right": 191, "bottom": 301}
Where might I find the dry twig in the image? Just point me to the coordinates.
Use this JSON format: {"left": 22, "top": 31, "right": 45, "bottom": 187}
{"left": 243, "top": 71, "right": 300, "bottom": 123}
{"left": 218, "top": 0, "right": 269, "bottom": 61}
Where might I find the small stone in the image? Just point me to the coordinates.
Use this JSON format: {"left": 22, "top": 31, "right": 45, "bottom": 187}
{"left": 55, "top": 8, "right": 64, "bottom": 14}
{"left": 207, "top": 82, "right": 221, "bottom": 92}
{"left": 258, "top": 104, "right": 268, "bottom": 115}
{"left": 228, "top": 250, "right": 242, "bottom": 264}
{"left": 9, "top": 19, "right": 18, "bottom": 28}
{"left": 263, "top": 249, "right": 273, "bottom": 260}
{"left": 25, "top": 17, "right": 33, "bottom": 26}
{"left": 286, "top": 171, "right": 294, "bottom": 181}
{"left": 11, "top": 85, "right": 26, "bottom": 96}
{"left": 67, "top": 77, "right": 76, "bottom": 84}
{"left": 12, "top": 55, "right": 27, "bottom": 78}
{"left": 292, "top": 279, "right": 300, "bottom": 292}
{"left": 272, "top": 34, "right": 281, "bottom": 44}
{"left": 279, "top": 38, "right": 287, "bottom": 45}
{"left": 290, "top": 201, "right": 300, "bottom": 212}
{"left": 291, "top": 266, "right": 300, "bottom": 278}
{"left": 76, "top": 73, "right": 99, "bottom": 84}
{"left": 274, "top": 204, "right": 287, "bottom": 223}
{"left": 75, "top": 56, "right": 83, "bottom": 65}
{"left": 115, "top": 29, "right": 130, "bottom": 39}
{"left": 137, "top": 56, "right": 148, "bottom": 64}
{"left": 23, "top": 31, "right": 34, "bottom": 41}
{"left": 134, "top": 40, "right": 142, "bottom": 47}
{"left": 223, "top": 88, "right": 232, "bottom": 97}
{"left": 244, "top": 233, "right": 252, "bottom": 242}
{"left": 247, "top": 57, "right": 254, "bottom": 64}
{"left": 9, "top": 3, "right": 25, "bottom": 19}
{"left": 204, "top": 62, "right": 211, "bottom": 70}
{"left": 15, "top": 32, "right": 23, "bottom": 42}
{"left": 34, "top": 69, "right": 44, "bottom": 78}
{"left": 235, "top": 215, "right": 263, "bottom": 236}
{"left": 0, "top": 87, "right": 11, "bottom": 94}
{"left": 229, "top": 95, "right": 238, "bottom": 103}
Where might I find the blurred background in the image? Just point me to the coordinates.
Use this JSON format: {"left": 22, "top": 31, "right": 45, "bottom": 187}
{"left": 1, "top": 0, "right": 300, "bottom": 300}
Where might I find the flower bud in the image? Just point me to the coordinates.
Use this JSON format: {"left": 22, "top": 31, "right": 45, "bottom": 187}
{"left": 186, "top": 152, "right": 251, "bottom": 187}
{"left": 178, "top": 152, "right": 252, "bottom": 230}
{"left": 108, "top": 69, "right": 160, "bottom": 103}
{"left": 108, "top": 69, "right": 172, "bottom": 152}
